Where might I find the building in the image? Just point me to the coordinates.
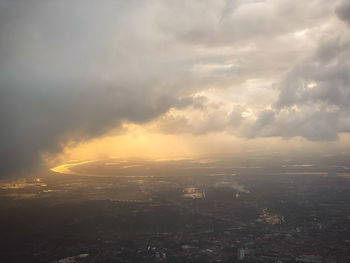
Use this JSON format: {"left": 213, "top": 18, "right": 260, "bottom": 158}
{"left": 237, "top": 248, "right": 245, "bottom": 260}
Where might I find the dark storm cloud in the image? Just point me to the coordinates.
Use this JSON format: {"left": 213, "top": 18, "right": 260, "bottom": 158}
{"left": 0, "top": 0, "right": 195, "bottom": 178}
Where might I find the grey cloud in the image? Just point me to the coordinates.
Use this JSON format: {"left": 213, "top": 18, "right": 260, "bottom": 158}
{"left": 246, "top": 33, "right": 350, "bottom": 141}
{"left": 188, "top": 96, "right": 209, "bottom": 110}
{"left": 156, "top": 0, "right": 349, "bottom": 142}
{"left": 227, "top": 105, "right": 246, "bottom": 127}
{"left": 0, "top": 0, "right": 199, "bottom": 178}
{"left": 247, "top": 108, "right": 339, "bottom": 141}
{"left": 157, "top": 111, "right": 228, "bottom": 135}
{"left": 157, "top": 0, "right": 334, "bottom": 46}
{"left": 156, "top": 104, "right": 246, "bottom": 135}
{"left": 336, "top": 0, "right": 350, "bottom": 25}
{"left": 275, "top": 37, "right": 350, "bottom": 110}
{"left": 1, "top": 0, "right": 348, "bottom": 178}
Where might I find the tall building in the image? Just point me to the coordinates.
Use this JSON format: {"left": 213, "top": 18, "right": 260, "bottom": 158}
{"left": 237, "top": 248, "right": 245, "bottom": 260}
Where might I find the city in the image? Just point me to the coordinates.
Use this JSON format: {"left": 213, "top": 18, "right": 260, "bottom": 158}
{"left": 0, "top": 158, "right": 349, "bottom": 262}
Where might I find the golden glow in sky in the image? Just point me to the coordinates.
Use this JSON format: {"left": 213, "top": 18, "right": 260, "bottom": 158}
{"left": 47, "top": 120, "right": 350, "bottom": 176}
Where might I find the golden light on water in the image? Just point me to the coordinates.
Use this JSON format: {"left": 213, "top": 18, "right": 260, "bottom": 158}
{"left": 50, "top": 160, "right": 95, "bottom": 175}
{"left": 47, "top": 121, "right": 350, "bottom": 176}
{"left": 49, "top": 123, "right": 195, "bottom": 174}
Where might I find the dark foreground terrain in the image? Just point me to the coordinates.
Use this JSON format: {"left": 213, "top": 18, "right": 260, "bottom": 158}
{"left": 0, "top": 161, "right": 349, "bottom": 262}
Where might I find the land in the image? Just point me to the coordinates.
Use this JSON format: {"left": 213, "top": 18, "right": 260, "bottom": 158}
{"left": 0, "top": 159, "right": 349, "bottom": 263}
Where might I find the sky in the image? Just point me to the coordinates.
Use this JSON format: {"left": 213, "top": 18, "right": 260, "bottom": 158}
{"left": 1, "top": 0, "right": 350, "bottom": 178}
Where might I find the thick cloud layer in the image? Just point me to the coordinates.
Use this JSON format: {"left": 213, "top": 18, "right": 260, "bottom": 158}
{"left": 250, "top": 26, "right": 350, "bottom": 141}
{"left": 153, "top": 1, "right": 350, "bottom": 142}
{"left": 0, "top": 0, "right": 197, "bottom": 177}
{"left": 1, "top": 0, "right": 350, "bottom": 178}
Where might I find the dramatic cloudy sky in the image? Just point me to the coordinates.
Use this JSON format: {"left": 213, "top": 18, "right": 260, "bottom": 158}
{"left": 1, "top": 0, "right": 350, "bottom": 178}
